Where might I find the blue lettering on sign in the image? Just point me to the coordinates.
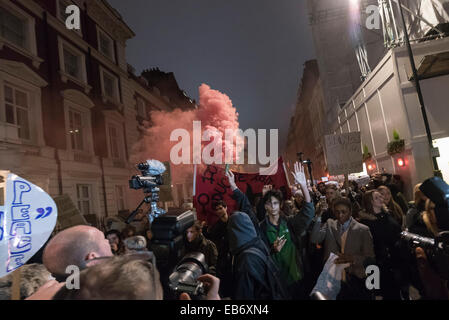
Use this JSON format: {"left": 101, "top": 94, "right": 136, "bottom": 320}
{"left": 12, "top": 180, "right": 31, "bottom": 205}
{"left": 5, "top": 178, "right": 34, "bottom": 274}
{"left": 10, "top": 221, "right": 32, "bottom": 236}
{"left": 35, "top": 207, "right": 52, "bottom": 220}
{"left": 0, "top": 211, "right": 4, "bottom": 241}
{"left": 6, "top": 254, "right": 25, "bottom": 273}
{"left": 10, "top": 205, "right": 30, "bottom": 221}
{"left": 9, "top": 236, "right": 32, "bottom": 254}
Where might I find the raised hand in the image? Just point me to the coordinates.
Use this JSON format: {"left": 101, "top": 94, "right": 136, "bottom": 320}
{"left": 291, "top": 161, "right": 307, "bottom": 186}
{"left": 225, "top": 170, "right": 238, "bottom": 191}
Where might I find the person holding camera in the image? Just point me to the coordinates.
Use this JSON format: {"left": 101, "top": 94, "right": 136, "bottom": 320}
{"left": 185, "top": 220, "right": 218, "bottom": 276}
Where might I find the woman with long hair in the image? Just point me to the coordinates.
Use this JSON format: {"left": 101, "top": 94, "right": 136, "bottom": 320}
{"left": 377, "top": 185, "right": 405, "bottom": 228}
{"left": 406, "top": 184, "right": 430, "bottom": 235}
{"left": 359, "top": 190, "right": 403, "bottom": 300}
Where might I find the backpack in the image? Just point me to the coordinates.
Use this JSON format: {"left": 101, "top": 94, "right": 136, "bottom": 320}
{"left": 237, "top": 246, "right": 291, "bottom": 300}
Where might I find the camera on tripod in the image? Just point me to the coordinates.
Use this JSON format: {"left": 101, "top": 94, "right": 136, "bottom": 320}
{"left": 127, "top": 160, "right": 167, "bottom": 224}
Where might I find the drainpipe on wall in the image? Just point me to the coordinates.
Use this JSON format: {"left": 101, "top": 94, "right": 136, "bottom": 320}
{"left": 100, "top": 156, "right": 109, "bottom": 217}
{"left": 43, "top": 12, "right": 62, "bottom": 195}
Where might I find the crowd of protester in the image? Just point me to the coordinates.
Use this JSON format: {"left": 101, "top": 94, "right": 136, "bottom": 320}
{"left": 1, "top": 164, "right": 448, "bottom": 301}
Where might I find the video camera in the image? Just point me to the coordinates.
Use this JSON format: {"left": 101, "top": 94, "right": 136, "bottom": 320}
{"left": 128, "top": 159, "right": 201, "bottom": 299}
{"left": 401, "top": 230, "right": 449, "bottom": 279}
{"left": 400, "top": 176, "right": 449, "bottom": 280}
{"left": 127, "top": 160, "right": 166, "bottom": 224}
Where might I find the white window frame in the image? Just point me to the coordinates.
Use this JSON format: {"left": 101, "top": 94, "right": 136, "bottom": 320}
{"left": 115, "top": 185, "right": 127, "bottom": 212}
{"left": 58, "top": 37, "right": 90, "bottom": 92}
{"left": 56, "top": 0, "right": 82, "bottom": 37}
{"left": 0, "top": 0, "right": 42, "bottom": 68}
{"left": 76, "top": 183, "right": 93, "bottom": 215}
{"left": 96, "top": 26, "right": 115, "bottom": 63}
{"left": 0, "top": 62, "right": 46, "bottom": 146}
{"left": 3, "top": 82, "right": 31, "bottom": 141}
{"left": 106, "top": 121, "right": 125, "bottom": 161}
{"left": 100, "top": 66, "right": 120, "bottom": 104}
{"left": 63, "top": 98, "right": 94, "bottom": 155}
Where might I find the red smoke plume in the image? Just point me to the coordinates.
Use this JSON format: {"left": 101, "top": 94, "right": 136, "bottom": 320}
{"left": 131, "top": 84, "right": 243, "bottom": 184}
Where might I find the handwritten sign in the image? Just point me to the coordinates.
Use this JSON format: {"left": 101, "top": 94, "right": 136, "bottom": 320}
{"left": 0, "top": 174, "right": 57, "bottom": 277}
{"left": 193, "top": 158, "right": 291, "bottom": 226}
{"left": 324, "top": 132, "right": 363, "bottom": 175}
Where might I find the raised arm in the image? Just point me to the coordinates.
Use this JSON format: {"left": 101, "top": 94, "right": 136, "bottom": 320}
{"left": 289, "top": 162, "right": 315, "bottom": 235}
{"left": 226, "top": 170, "right": 260, "bottom": 233}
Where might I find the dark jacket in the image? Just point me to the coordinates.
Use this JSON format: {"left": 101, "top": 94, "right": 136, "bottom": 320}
{"left": 228, "top": 211, "right": 286, "bottom": 300}
{"left": 358, "top": 210, "right": 402, "bottom": 267}
{"left": 185, "top": 233, "right": 218, "bottom": 275}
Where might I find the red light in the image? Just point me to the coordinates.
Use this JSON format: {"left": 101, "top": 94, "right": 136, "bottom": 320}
{"left": 368, "top": 164, "right": 373, "bottom": 170}
{"left": 397, "top": 158, "right": 405, "bottom": 167}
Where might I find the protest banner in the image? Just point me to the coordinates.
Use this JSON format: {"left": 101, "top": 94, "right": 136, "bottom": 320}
{"left": 193, "top": 158, "right": 291, "bottom": 226}
{"left": 0, "top": 173, "right": 58, "bottom": 277}
{"left": 324, "top": 132, "right": 363, "bottom": 176}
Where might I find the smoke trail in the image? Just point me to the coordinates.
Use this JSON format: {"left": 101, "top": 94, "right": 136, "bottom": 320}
{"left": 130, "top": 84, "right": 243, "bottom": 184}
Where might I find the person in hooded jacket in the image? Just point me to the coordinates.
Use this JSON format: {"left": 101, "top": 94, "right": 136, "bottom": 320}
{"left": 226, "top": 171, "right": 290, "bottom": 300}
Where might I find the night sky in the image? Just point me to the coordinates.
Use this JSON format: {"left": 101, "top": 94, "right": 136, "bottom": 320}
{"left": 107, "top": 0, "right": 315, "bottom": 152}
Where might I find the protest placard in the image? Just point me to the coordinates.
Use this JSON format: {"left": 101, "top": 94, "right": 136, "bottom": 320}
{"left": 325, "top": 132, "right": 363, "bottom": 175}
{"left": 0, "top": 174, "right": 58, "bottom": 277}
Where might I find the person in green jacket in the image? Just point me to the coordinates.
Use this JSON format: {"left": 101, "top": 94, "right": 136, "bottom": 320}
{"left": 259, "top": 162, "right": 315, "bottom": 299}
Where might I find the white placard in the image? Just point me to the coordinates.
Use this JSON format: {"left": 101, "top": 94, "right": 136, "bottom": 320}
{"left": 0, "top": 174, "right": 58, "bottom": 277}
{"left": 325, "top": 132, "right": 363, "bottom": 175}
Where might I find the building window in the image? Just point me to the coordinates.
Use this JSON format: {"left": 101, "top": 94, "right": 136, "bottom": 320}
{"left": 3, "top": 83, "right": 30, "bottom": 140}
{"left": 0, "top": 2, "right": 40, "bottom": 67}
{"left": 68, "top": 108, "right": 84, "bottom": 151}
{"left": 115, "top": 185, "right": 126, "bottom": 212}
{"left": 108, "top": 124, "right": 123, "bottom": 160}
{"left": 77, "top": 184, "right": 92, "bottom": 215}
{"left": 64, "top": 47, "right": 81, "bottom": 79}
{"left": 136, "top": 97, "right": 147, "bottom": 118}
{"left": 97, "top": 28, "right": 115, "bottom": 62}
{"left": 100, "top": 68, "right": 120, "bottom": 103}
{"left": 0, "top": 6, "right": 26, "bottom": 49}
{"left": 58, "top": 38, "right": 88, "bottom": 87}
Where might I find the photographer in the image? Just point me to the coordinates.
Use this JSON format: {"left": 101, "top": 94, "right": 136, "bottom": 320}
{"left": 185, "top": 221, "right": 218, "bottom": 276}
{"left": 52, "top": 254, "right": 221, "bottom": 300}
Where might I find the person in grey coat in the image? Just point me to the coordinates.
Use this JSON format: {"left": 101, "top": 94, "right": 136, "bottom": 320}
{"left": 310, "top": 197, "right": 375, "bottom": 299}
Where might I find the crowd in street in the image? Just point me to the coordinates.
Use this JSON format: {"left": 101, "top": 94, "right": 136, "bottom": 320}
{"left": 1, "top": 163, "right": 448, "bottom": 300}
